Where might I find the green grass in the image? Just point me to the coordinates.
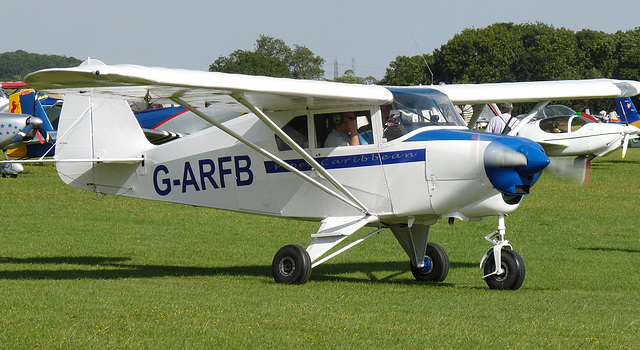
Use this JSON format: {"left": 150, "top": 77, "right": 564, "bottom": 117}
{"left": 1, "top": 150, "right": 639, "bottom": 349}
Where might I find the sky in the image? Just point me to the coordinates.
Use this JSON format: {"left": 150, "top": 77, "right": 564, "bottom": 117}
{"left": 3, "top": 0, "right": 640, "bottom": 80}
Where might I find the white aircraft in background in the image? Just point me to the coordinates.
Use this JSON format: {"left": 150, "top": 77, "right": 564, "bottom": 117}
{"left": 16, "top": 59, "right": 640, "bottom": 289}
{"left": 468, "top": 101, "right": 640, "bottom": 160}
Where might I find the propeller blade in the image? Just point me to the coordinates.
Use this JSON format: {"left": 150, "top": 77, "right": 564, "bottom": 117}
{"left": 546, "top": 156, "right": 590, "bottom": 185}
{"left": 622, "top": 134, "right": 630, "bottom": 159}
{"left": 35, "top": 129, "right": 44, "bottom": 144}
{"left": 34, "top": 126, "right": 51, "bottom": 144}
{"left": 10, "top": 124, "right": 33, "bottom": 142}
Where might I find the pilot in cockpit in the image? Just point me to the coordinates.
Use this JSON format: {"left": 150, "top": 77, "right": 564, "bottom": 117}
{"left": 324, "top": 112, "right": 361, "bottom": 147}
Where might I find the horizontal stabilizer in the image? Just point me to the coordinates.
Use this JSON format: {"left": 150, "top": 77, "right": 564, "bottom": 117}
{"left": 0, "top": 158, "right": 143, "bottom": 164}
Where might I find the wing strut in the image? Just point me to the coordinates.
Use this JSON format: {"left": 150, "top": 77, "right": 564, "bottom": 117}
{"left": 169, "top": 97, "right": 368, "bottom": 214}
{"left": 507, "top": 100, "right": 550, "bottom": 136}
{"left": 231, "top": 93, "right": 370, "bottom": 214}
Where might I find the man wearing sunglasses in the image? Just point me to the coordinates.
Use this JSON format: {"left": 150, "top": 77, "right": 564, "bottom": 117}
{"left": 324, "top": 112, "right": 362, "bottom": 147}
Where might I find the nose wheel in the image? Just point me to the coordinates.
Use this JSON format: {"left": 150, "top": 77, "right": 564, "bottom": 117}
{"left": 482, "top": 249, "right": 525, "bottom": 290}
{"left": 480, "top": 214, "right": 526, "bottom": 290}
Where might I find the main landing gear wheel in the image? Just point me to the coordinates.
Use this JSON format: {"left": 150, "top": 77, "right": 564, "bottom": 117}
{"left": 483, "top": 249, "right": 525, "bottom": 290}
{"left": 410, "top": 242, "right": 450, "bottom": 282}
{"left": 272, "top": 244, "right": 312, "bottom": 284}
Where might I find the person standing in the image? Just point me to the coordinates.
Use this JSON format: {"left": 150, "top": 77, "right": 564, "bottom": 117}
{"left": 485, "top": 103, "right": 517, "bottom": 134}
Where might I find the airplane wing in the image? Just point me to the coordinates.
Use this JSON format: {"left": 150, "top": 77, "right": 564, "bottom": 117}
{"left": 429, "top": 79, "right": 640, "bottom": 105}
{"left": 24, "top": 59, "right": 393, "bottom": 113}
{"left": 535, "top": 140, "right": 571, "bottom": 149}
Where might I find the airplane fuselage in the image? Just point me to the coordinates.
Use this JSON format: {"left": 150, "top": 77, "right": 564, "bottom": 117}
{"left": 518, "top": 115, "right": 632, "bottom": 157}
{"left": 56, "top": 93, "right": 546, "bottom": 227}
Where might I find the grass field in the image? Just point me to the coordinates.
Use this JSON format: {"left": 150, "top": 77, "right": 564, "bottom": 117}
{"left": 1, "top": 149, "right": 639, "bottom": 349}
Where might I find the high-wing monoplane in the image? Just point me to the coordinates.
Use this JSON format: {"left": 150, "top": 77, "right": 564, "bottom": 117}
{"left": 17, "top": 60, "right": 640, "bottom": 289}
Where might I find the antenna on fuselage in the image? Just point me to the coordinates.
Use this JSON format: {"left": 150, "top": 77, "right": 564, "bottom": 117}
{"left": 412, "top": 36, "right": 434, "bottom": 85}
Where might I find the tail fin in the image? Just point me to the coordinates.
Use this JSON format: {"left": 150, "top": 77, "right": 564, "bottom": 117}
{"left": 56, "top": 94, "right": 151, "bottom": 191}
{"left": 615, "top": 97, "right": 640, "bottom": 127}
{"left": 9, "top": 89, "right": 55, "bottom": 132}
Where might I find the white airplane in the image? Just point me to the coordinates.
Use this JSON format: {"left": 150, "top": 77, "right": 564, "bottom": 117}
{"left": 17, "top": 60, "right": 640, "bottom": 289}
{"left": 471, "top": 102, "right": 640, "bottom": 159}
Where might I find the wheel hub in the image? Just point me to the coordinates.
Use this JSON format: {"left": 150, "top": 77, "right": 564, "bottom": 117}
{"left": 278, "top": 256, "right": 295, "bottom": 277}
{"left": 420, "top": 256, "right": 433, "bottom": 274}
{"left": 493, "top": 263, "right": 509, "bottom": 282}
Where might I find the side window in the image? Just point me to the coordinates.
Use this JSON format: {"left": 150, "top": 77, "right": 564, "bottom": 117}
{"left": 275, "top": 115, "right": 308, "bottom": 151}
{"left": 314, "top": 110, "right": 372, "bottom": 148}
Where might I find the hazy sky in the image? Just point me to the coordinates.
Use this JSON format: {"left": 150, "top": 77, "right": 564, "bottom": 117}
{"left": 3, "top": 0, "right": 639, "bottom": 79}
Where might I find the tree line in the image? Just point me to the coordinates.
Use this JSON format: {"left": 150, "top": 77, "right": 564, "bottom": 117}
{"left": 0, "top": 50, "right": 81, "bottom": 81}
{"left": 381, "top": 22, "right": 640, "bottom": 85}
{"left": 380, "top": 23, "right": 640, "bottom": 112}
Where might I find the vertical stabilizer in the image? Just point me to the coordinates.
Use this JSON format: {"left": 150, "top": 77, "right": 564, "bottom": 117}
{"left": 615, "top": 97, "right": 640, "bottom": 127}
{"left": 55, "top": 94, "right": 151, "bottom": 190}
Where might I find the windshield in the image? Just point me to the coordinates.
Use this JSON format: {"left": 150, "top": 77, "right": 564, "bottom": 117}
{"left": 384, "top": 88, "right": 466, "bottom": 141}
{"left": 536, "top": 105, "right": 576, "bottom": 119}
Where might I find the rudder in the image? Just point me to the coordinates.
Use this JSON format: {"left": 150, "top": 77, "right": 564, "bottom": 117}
{"left": 55, "top": 94, "right": 152, "bottom": 190}
{"left": 615, "top": 97, "right": 640, "bottom": 127}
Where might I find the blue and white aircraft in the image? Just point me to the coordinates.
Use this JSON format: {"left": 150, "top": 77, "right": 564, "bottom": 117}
{"left": 17, "top": 60, "right": 640, "bottom": 289}
{"left": 0, "top": 89, "right": 56, "bottom": 177}
{"left": 615, "top": 97, "right": 640, "bottom": 152}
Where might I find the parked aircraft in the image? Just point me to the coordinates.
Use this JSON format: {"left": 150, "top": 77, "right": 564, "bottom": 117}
{"left": 615, "top": 97, "right": 640, "bottom": 151}
{"left": 0, "top": 89, "right": 55, "bottom": 177}
{"left": 17, "top": 60, "right": 640, "bottom": 289}
{"left": 477, "top": 102, "right": 640, "bottom": 159}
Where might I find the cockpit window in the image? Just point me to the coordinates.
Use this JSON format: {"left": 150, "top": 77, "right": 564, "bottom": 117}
{"left": 275, "top": 115, "right": 308, "bottom": 151}
{"left": 383, "top": 88, "right": 466, "bottom": 141}
{"left": 538, "top": 115, "right": 594, "bottom": 133}
{"left": 315, "top": 110, "right": 372, "bottom": 148}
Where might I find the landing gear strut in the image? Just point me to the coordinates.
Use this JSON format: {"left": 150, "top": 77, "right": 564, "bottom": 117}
{"left": 480, "top": 214, "right": 525, "bottom": 290}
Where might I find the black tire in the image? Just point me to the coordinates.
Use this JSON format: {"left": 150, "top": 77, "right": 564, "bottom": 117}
{"left": 410, "top": 242, "right": 450, "bottom": 282}
{"left": 483, "top": 249, "right": 525, "bottom": 290}
{"left": 272, "top": 244, "right": 312, "bottom": 284}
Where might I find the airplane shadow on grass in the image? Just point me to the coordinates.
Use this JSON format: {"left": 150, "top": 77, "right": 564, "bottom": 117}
{"left": 0, "top": 256, "right": 477, "bottom": 286}
{"left": 591, "top": 158, "right": 640, "bottom": 169}
{"left": 577, "top": 247, "right": 640, "bottom": 254}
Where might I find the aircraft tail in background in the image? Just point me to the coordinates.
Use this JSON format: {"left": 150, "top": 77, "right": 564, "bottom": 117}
{"left": 614, "top": 97, "right": 640, "bottom": 153}
{"left": 615, "top": 97, "right": 640, "bottom": 128}
{"left": 6, "top": 89, "right": 56, "bottom": 158}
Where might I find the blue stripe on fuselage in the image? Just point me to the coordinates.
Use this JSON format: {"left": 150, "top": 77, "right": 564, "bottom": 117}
{"left": 264, "top": 149, "right": 425, "bottom": 174}
{"left": 406, "top": 128, "right": 503, "bottom": 142}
